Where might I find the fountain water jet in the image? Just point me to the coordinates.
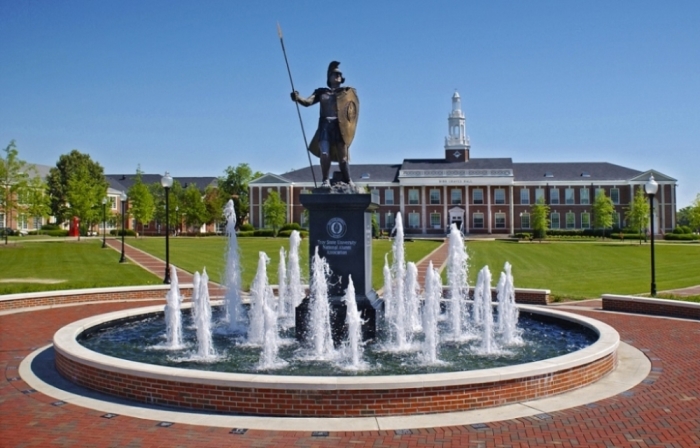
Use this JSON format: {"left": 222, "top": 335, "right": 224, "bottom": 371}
{"left": 223, "top": 200, "right": 245, "bottom": 334}
{"left": 247, "top": 252, "right": 270, "bottom": 345}
{"left": 192, "top": 270, "right": 215, "bottom": 359}
{"left": 421, "top": 261, "right": 442, "bottom": 364}
{"left": 340, "top": 275, "right": 367, "bottom": 370}
{"left": 306, "top": 247, "right": 336, "bottom": 360}
{"left": 497, "top": 262, "right": 522, "bottom": 346}
{"left": 474, "top": 266, "right": 497, "bottom": 354}
{"left": 405, "top": 261, "right": 422, "bottom": 332}
{"left": 446, "top": 223, "right": 469, "bottom": 340}
{"left": 162, "top": 265, "right": 184, "bottom": 349}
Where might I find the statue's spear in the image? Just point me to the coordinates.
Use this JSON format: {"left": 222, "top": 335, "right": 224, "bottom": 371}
{"left": 277, "top": 22, "right": 317, "bottom": 188}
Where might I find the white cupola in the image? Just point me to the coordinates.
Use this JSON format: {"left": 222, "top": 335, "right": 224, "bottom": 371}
{"left": 444, "top": 90, "right": 470, "bottom": 162}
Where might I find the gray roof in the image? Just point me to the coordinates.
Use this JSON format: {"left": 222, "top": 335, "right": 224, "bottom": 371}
{"left": 106, "top": 174, "right": 217, "bottom": 192}
{"left": 401, "top": 158, "right": 513, "bottom": 170}
{"left": 277, "top": 164, "right": 401, "bottom": 183}
{"left": 512, "top": 162, "right": 642, "bottom": 182}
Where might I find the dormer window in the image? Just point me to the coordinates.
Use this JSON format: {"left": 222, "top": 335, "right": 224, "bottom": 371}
{"left": 581, "top": 172, "right": 590, "bottom": 178}
{"left": 544, "top": 172, "right": 554, "bottom": 178}
{"left": 360, "top": 173, "right": 370, "bottom": 179}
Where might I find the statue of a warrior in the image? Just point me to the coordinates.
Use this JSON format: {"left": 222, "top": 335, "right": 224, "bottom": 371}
{"left": 291, "top": 61, "right": 359, "bottom": 188}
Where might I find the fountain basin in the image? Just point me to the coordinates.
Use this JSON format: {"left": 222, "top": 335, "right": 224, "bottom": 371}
{"left": 54, "top": 304, "right": 618, "bottom": 417}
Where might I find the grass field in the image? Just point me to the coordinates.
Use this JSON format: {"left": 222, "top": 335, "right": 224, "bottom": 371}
{"left": 0, "top": 239, "right": 161, "bottom": 294}
{"left": 126, "top": 237, "right": 443, "bottom": 291}
{"left": 1, "top": 237, "right": 698, "bottom": 300}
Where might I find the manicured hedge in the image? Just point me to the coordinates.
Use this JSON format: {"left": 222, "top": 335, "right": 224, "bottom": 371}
{"left": 664, "top": 233, "right": 700, "bottom": 241}
{"left": 110, "top": 229, "right": 137, "bottom": 237}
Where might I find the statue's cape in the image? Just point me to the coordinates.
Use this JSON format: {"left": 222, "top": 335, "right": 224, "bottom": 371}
{"left": 308, "top": 87, "right": 359, "bottom": 162}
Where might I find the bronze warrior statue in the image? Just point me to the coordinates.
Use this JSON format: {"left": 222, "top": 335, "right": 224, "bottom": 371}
{"left": 291, "top": 61, "right": 359, "bottom": 188}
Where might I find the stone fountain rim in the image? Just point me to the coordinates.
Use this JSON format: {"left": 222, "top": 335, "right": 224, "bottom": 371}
{"left": 53, "top": 303, "right": 619, "bottom": 391}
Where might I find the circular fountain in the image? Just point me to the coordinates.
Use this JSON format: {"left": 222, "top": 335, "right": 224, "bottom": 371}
{"left": 53, "top": 203, "right": 619, "bottom": 417}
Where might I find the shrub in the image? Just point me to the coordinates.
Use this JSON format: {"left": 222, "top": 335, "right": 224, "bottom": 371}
{"left": 239, "top": 223, "right": 255, "bottom": 231}
{"left": 673, "top": 225, "right": 693, "bottom": 234}
{"left": 514, "top": 232, "right": 532, "bottom": 240}
{"left": 278, "top": 229, "right": 308, "bottom": 238}
{"left": 235, "top": 231, "right": 255, "bottom": 237}
{"left": 279, "top": 223, "right": 302, "bottom": 232}
{"left": 44, "top": 229, "right": 69, "bottom": 237}
{"left": 664, "top": 233, "right": 700, "bottom": 241}
{"left": 253, "top": 229, "right": 275, "bottom": 237}
{"left": 41, "top": 224, "right": 60, "bottom": 231}
{"left": 110, "top": 229, "right": 137, "bottom": 237}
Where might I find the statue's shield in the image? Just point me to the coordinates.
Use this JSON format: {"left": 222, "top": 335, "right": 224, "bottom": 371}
{"left": 336, "top": 87, "right": 359, "bottom": 148}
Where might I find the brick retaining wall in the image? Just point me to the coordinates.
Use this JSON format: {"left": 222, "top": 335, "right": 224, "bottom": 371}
{"left": 602, "top": 294, "right": 700, "bottom": 320}
{"left": 54, "top": 350, "right": 615, "bottom": 417}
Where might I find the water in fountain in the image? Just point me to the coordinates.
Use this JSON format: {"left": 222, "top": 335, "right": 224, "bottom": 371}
{"left": 497, "top": 262, "right": 522, "bottom": 346}
{"left": 277, "top": 246, "right": 290, "bottom": 326}
{"left": 405, "top": 261, "right": 422, "bottom": 332}
{"left": 446, "top": 223, "right": 469, "bottom": 340}
{"left": 223, "top": 200, "right": 245, "bottom": 334}
{"left": 257, "top": 283, "right": 287, "bottom": 370}
{"left": 474, "top": 266, "right": 498, "bottom": 354}
{"left": 193, "top": 269, "right": 216, "bottom": 359}
{"left": 382, "top": 213, "right": 413, "bottom": 351}
{"left": 421, "top": 261, "right": 442, "bottom": 364}
{"left": 162, "top": 265, "right": 184, "bottom": 349}
{"left": 340, "top": 275, "right": 367, "bottom": 370}
{"left": 286, "top": 230, "right": 304, "bottom": 317}
{"left": 305, "top": 247, "right": 336, "bottom": 360}
{"left": 247, "top": 252, "right": 270, "bottom": 345}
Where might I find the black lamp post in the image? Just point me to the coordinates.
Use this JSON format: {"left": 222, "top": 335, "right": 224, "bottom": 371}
{"left": 101, "top": 196, "right": 108, "bottom": 248}
{"left": 644, "top": 175, "right": 659, "bottom": 297}
{"left": 161, "top": 172, "right": 173, "bottom": 284}
{"left": 119, "top": 192, "right": 127, "bottom": 263}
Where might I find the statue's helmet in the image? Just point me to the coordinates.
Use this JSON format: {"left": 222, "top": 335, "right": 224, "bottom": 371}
{"left": 326, "top": 61, "right": 345, "bottom": 87}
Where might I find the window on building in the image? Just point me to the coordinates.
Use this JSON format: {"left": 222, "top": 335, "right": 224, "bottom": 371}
{"left": 300, "top": 212, "right": 308, "bottom": 228}
{"left": 520, "top": 213, "right": 531, "bottom": 229}
{"left": 385, "top": 189, "right": 394, "bottom": 205}
{"left": 610, "top": 188, "right": 620, "bottom": 205}
{"left": 430, "top": 189, "right": 440, "bottom": 204}
{"left": 408, "top": 189, "right": 420, "bottom": 205}
{"left": 581, "top": 212, "right": 590, "bottom": 229}
{"left": 565, "top": 188, "right": 575, "bottom": 205}
{"left": 18, "top": 214, "right": 28, "bottom": 230}
{"left": 495, "top": 212, "right": 506, "bottom": 229}
{"left": 109, "top": 196, "right": 117, "bottom": 210}
{"left": 0, "top": 213, "right": 5, "bottom": 227}
{"left": 595, "top": 188, "right": 605, "bottom": 199}
{"left": 520, "top": 188, "right": 530, "bottom": 205}
{"left": 494, "top": 188, "right": 506, "bottom": 204}
{"left": 408, "top": 212, "right": 420, "bottom": 228}
{"left": 473, "top": 189, "right": 484, "bottom": 204}
{"left": 580, "top": 188, "right": 590, "bottom": 205}
{"left": 33, "top": 217, "right": 42, "bottom": 229}
{"left": 550, "top": 212, "right": 560, "bottom": 229}
{"left": 473, "top": 212, "right": 484, "bottom": 228}
{"left": 566, "top": 212, "right": 575, "bottom": 229}
{"left": 430, "top": 213, "right": 441, "bottom": 228}
{"left": 385, "top": 212, "right": 395, "bottom": 229}
{"left": 535, "top": 188, "right": 545, "bottom": 203}
{"left": 451, "top": 189, "right": 462, "bottom": 205}
{"left": 301, "top": 189, "right": 311, "bottom": 195}
{"left": 550, "top": 188, "right": 560, "bottom": 205}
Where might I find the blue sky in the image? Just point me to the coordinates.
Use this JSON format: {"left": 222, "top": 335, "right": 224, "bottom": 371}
{"left": 2, "top": 1, "right": 699, "bottom": 207}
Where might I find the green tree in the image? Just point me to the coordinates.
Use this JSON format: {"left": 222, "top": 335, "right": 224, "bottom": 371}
{"left": 25, "top": 174, "right": 51, "bottom": 233}
{"left": 262, "top": 191, "right": 286, "bottom": 236}
{"left": 688, "top": 193, "right": 700, "bottom": 233}
{"left": 127, "top": 168, "right": 155, "bottom": 237}
{"left": 530, "top": 197, "right": 550, "bottom": 241}
{"left": 203, "top": 185, "right": 226, "bottom": 231}
{"left": 592, "top": 190, "right": 614, "bottom": 238}
{"left": 149, "top": 179, "right": 183, "bottom": 234}
{"left": 181, "top": 183, "right": 207, "bottom": 233}
{"left": 0, "top": 140, "right": 34, "bottom": 244}
{"left": 66, "top": 164, "right": 106, "bottom": 239}
{"left": 218, "top": 163, "right": 263, "bottom": 226}
{"left": 625, "top": 187, "right": 650, "bottom": 244}
{"left": 47, "top": 150, "right": 108, "bottom": 225}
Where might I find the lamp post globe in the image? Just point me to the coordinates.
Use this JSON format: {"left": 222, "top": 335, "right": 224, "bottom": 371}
{"left": 119, "top": 192, "right": 127, "bottom": 263}
{"left": 644, "top": 175, "right": 659, "bottom": 297}
{"left": 161, "top": 172, "right": 173, "bottom": 284}
{"left": 101, "top": 197, "right": 108, "bottom": 248}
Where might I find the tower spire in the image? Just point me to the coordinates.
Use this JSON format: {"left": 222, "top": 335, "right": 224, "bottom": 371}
{"left": 444, "top": 90, "right": 470, "bottom": 162}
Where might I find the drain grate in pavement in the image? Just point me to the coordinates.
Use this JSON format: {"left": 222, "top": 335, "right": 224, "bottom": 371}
{"left": 8, "top": 377, "right": 20, "bottom": 381}
{"left": 394, "top": 429, "right": 412, "bottom": 435}
{"left": 311, "top": 431, "right": 329, "bottom": 437}
{"left": 621, "top": 391, "right": 635, "bottom": 397}
{"left": 230, "top": 428, "right": 247, "bottom": 435}
{"left": 157, "top": 422, "right": 174, "bottom": 427}
{"left": 101, "top": 413, "right": 118, "bottom": 419}
{"left": 585, "top": 403, "right": 598, "bottom": 408}
{"left": 21, "top": 389, "right": 36, "bottom": 395}
{"left": 642, "top": 379, "right": 656, "bottom": 385}
{"left": 535, "top": 413, "right": 552, "bottom": 420}
{"left": 471, "top": 423, "right": 489, "bottom": 429}
{"left": 52, "top": 401, "right": 66, "bottom": 407}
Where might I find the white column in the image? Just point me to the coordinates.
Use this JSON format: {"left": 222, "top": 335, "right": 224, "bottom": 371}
{"left": 421, "top": 186, "right": 427, "bottom": 233}
{"left": 258, "top": 187, "right": 263, "bottom": 227}
{"left": 400, "top": 186, "right": 405, "bottom": 219}
{"left": 465, "top": 186, "right": 470, "bottom": 234}
{"left": 443, "top": 185, "right": 448, "bottom": 230}
{"left": 660, "top": 183, "right": 666, "bottom": 231}
{"left": 288, "top": 185, "right": 293, "bottom": 223}
{"left": 487, "top": 185, "right": 492, "bottom": 233}
{"left": 509, "top": 185, "right": 514, "bottom": 235}
{"left": 672, "top": 184, "right": 677, "bottom": 229}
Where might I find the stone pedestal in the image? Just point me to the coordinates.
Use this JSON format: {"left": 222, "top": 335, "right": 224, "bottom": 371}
{"left": 296, "top": 192, "right": 379, "bottom": 345}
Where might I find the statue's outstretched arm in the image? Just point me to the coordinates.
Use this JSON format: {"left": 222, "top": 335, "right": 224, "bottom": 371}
{"left": 290, "top": 90, "right": 318, "bottom": 107}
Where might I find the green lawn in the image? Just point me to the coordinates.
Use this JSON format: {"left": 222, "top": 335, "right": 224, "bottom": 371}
{"left": 126, "top": 237, "right": 443, "bottom": 291}
{"left": 0, "top": 239, "right": 161, "bottom": 294}
{"left": 465, "top": 240, "right": 700, "bottom": 300}
{"left": 1, "top": 238, "right": 698, "bottom": 300}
